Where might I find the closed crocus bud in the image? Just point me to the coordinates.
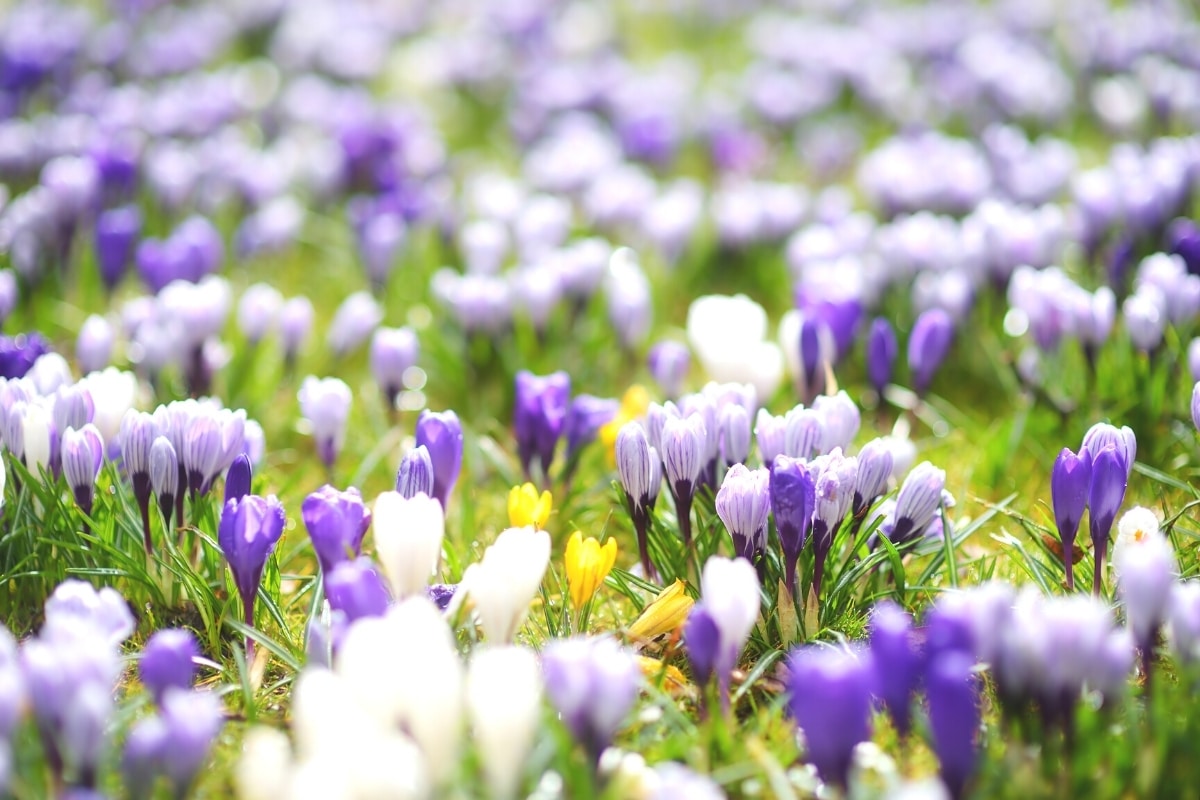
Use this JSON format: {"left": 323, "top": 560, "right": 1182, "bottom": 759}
{"left": 926, "top": 652, "right": 981, "bottom": 800}
{"left": 139, "top": 629, "right": 200, "bottom": 704}
{"left": 563, "top": 395, "right": 619, "bottom": 465}
{"left": 565, "top": 531, "right": 617, "bottom": 612}
{"left": 784, "top": 407, "right": 823, "bottom": 461}
{"left": 370, "top": 327, "right": 419, "bottom": 411}
{"left": 79, "top": 368, "right": 137, "bottom": 446}
{"left": 218, "top": 495, "right": 286, "bottom": 656}
{"left": 95, "top": 207, "right": 141, "bottom": 291}
{"left": 661, "top": 414, "right": 706, "bottom": 545}
{"left": 150, "top": 436, "right": 179, "bottom": 532}
{"left": 463, "top": 526, "right": 551, "bottom": 642}
{"left": 396, "top": 445, "right": 435, "bottom": 498}
{"left": 718, "top": 403, "right": 751, "bottom": 467}
{"left": 279, "top": 296, "right": 314, "bottom": 366}
{"left": 1167, "top": 581, "right": 1200, "bottom": 665}
{"left": 61, "top": 424, "right": 104, "bottom": 517}
{"left": 1116, "top": 529, "right": 1177, "bottom": 671}
{"left": 814, "top": 392, "right": 860, "bottom": 454}
{"left": 771, "top": 455, "right": 816, "bottom": 595}
{"left": 182, "top": 413, "right": 222, "bottom": 498}
{"left": 542, "top": 636, "right": 640, "bottom": 761}
{"left": 512, "top": 370, "right": 571, "bottom": 481}
{"left": 754, "top": 409, "right": 788, "bottom": 467}
{"left": 616, "top": 421, "right": 658, "bottom": 578}
{"left": 22, "top": 401, "right": 53, "bottom": 475}
{"left": 787, "top": 646, "right": 874, "bottom": 790}
{"left": 373, "top": 491, "right": 444, "bottom": 599}
{"left": 907, "top": 308, "right": 954, "bottom": 397}
{"left": 325, "top": 557, "right": 392, "bottom": 622}
{"left": 684, "top": 606, "right": 720, "bottom": 687}
{"left": 415, "top": 410, "right": 463, "bottom": 508}
{"left": 887, "top": 461, "right": 946, "bottom": 546}
{"left": 866, "top": 317, "right": 898, "bottom": 397}
{"left": 302, "top": 485, "right": 372, "bottom": 574}
{"left": 76, "top": 316, "right": 114, "bottom": 375}
{"left": 1089, "top": 446, "right": 1128, "bottom": 594}
{"left": 810, "top": 449, "right": 859, "bottom": 598}
{"left": 1081, "top": 422, "right": 1136, "bottom": 481}
{"left": 1051, "top": 447, "right": 1092, "bottom": 590}
{"left": 715, "top": 464, "right": 771, "bottom": 565}
{"left": 237, "top": 283, "right": 284, "bottom": 345}
{"left": 868, "top": 601, "right": 921, "bottom": 737}
{"left": 700, "top": 556, "right": 761, "bottom": 709}
{"left": 298, "top": 376, "right": 352, "bottom": 469}
{"left": 647, "top": 341, "right": 690, "bottom": 400}
{"left": 466, "top": 646, "right": 543, "bottom": 800}
{"left": 327, "top": 291, "right": 382, "bottom": 356}
{"left": 224, "top": 454, "right": 252, "bottom": 506}
{"left": 853, "top": 439, "right": 893, "bottom": 517}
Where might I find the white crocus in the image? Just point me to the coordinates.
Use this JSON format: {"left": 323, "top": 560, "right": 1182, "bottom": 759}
{"left": 373, "top": 491, "right": 445, "bottom": 598}
{"left": 22, "top": 401, "right": 53, "bottom": 475}
{"left": 1111, "top": 506, "right": 1163, "bottom": 573}
{"left": 235, "top": 727, "right": 293, "bottom": 800}
{"left": 699, "top": 556, "right": 762, "bottom": 677}
{"left": 464, "top": 526, "right": 552, "bottom": 643}
{"left": 80, "top": 368, "right": 139, "bottom": 443}
{"left": 687, "top": 294, "right": 784, "bottom": 401}
{"left": 466, "top": 646, "right": 543, "bottom": 799}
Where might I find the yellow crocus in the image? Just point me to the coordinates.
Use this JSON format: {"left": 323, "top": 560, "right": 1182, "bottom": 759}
{"left": 599, "top": 384, "right": 652, "bottom": 465}
{"left": 565, "top": 531, "right": 618, "bottom": 611}
{"left": 508, "top": 483, "right": 553, "bottom": 529}
{"left": 628, "top": 579, "right": 693, "bottom": 641}
{"left": 636, "top": 656, "right": 692, "bottom": 698}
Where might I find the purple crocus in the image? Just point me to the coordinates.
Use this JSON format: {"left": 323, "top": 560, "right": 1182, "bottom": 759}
{"left": 61, "top": 425, "right": 104, "bottom": 518}
{"left": 684, "top": 606, "right": 720, "bottom": 689}
{"left": 926, "top": 652, "right": 980, "bottom": 800}
{"left": 866, "top": 317, "right": 898, "bottom": 398}
{"left": 1051, "top": 447, "right": 1092, "bottom": 591}
{"left": 647, "top": 341, "right": 690, "bottom": 399}
{"left": 395, "top": 445, "right": 435, "bottom": 498}
{"left": 1089, "top": 447, "right": 1128, "bottom": 596}
{"left": 217, "top": 494, "right": 286, "bottom": 658}
{"left": 886, "top": 462, "right": 947, "bottom": 547}
{"left": 563, "top": 394, "right": 619, "bottom": 466}
{"left": 369, "top": 327, "right": 419, "bottom": 412}
{"left": 660, "top": 414, "right": 707, "bottom": 546}
{"left": 616, "top": 421, "right": 661, "bottom": 579}
{"left": 224, "top": 454, "right": 252, "bottom": 507}
{"left": 907, "top": 309, "right": 954, "bottom": 397}
{"left": 298, "top": 376, "right": 352, "bottom": 470}
{"left": 301, "top": 485, "right": 372, "bottom": 574}
{"left": 139, "top": 629, "right": 200, "bottom": 704}
{"left": 122, "top": 689, "right": 223, "bottom": 799}
{"left": 512, "top": 370, "right": 571, "bottom": 482}
{"left": 719, "top": 403, "right": 751, "bottom": 467}
{"left": 414, "top": 409, "right": 463, "bottom": 508}
{"left": 787, "top": 646, "right": 874, "bottom": 789}
{"left": 809, "top": 450, "right": 859, "bottom": 600}
{"left": 770, "top": 455, "right": 816, "bottom": 596}
{"left": 1192, "top": 382, "right": 1200, "bottom": 434}
{"left": 542, "top": 636, "right": 640, "bottom": 762}
{"left": 0, "top": 333, "right": 51, "bottom": 379}
{"left": 149, "top": 436, "right": 179, "bottom": 534}
{"left": 852, "top": 439, "right": 893, "bottom": 517}
{"left": 868, "top": 601, "right": 921, "bottom": 737}
{"left": 715, "top": 464, "right": 771, "bottom": 566}
{"left": 94, "top": 206, "right": 140, "bottom": 291}
{"left": 323, "top": 557, "right": 392, "bottom": 623}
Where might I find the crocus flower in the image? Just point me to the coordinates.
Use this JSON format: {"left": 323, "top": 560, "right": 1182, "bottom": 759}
{"left": 1167, "top": 582, "right": 1200, "bottom": 665}
{"left": 868, "top": 601, "right": 921, "bottom": 737}
{"left": 628, "top": 579, "right": 694, "bottom": 641}
{"left": 542, "top": 636, "right": 640, "bottom": 761}
{"left": 926, "top": 652, "right": 981, "bottom": 800}
{"left": 327, "top": 291, "right": 383, "bottom": 355}
{"left": 149, "top": 436, "right": 179, "bottom": 533}
{"left": 784, "top": 407, "right": 823, "bottom": 462}
{"left": 22, "top": 401, "right": 53, "bottom": 476}
{"left": 787, "top": 645, "right": 874, "bottom": 789}
{"left": 810, "top": 449, "right": 859, "bottom": 599}
{"left": 224, "top": 454, "right": 252, "bottom": 507}
{"left": 563, "top": 395, "right": 619, "bottom": 467}
{"left": 660, "top": 414, "right": 706, "bottom": 546}
{"left": 1192, "top": 382, "right": 1200, "bottom": 434}
{"left": 120, "top": 410, "right": 157, "bottom": 550}
{"left": 61, "top": 425, "right": 104, "bottom": 518}
{"left": 754, "top": 409, "right": 788, "bottom": 467}
{"left": 512, "top": 370, "right": 571, "bottom": 481}
{"left": 396, "top": 445, "right": 435, "bottom": 498}
{"left": 852, "top": 439, "right": 893, "bottom": 517}
{"left": 279, "top": 296, "right": 314, "bottom": 368}
{"left": 373, "top": 491, "right": 444, "bottom": 599}
{"left": 508, "top": 483, "right": 552, "bottom": 529}
{"left": 325, "top": 557, "right": 393, "bottom": 623}
{"left": 715, "top": 464, "right": 771, "bottom": 566}
{"left": 139, "top": 629, "right": 200, "bottom": 704}
{"left": 1089, "top": 446, "right": 1128, "bottom": 595}
{"left": 369, "top": 327, "right": 419, "bottom": 411}
{"left": 1051, "top": 447, "right": 1092, "bottom": 590}
{"left": 123, "top": 689, "right": 223, "bottom": 799}
{"left": 465, "top": 646, "right": 543, "bottom": 800}
{"left": 302, "top": 485, "right": 372, "bottom": 574}
{"left": 771, "top": 455, "right": 816, "bottom": 596}
{"left": 461, "top": 526, "right": 551, "bottom": 642}
{"left": 908, "top": 308, "right": 954, "bottom": 397}
{"left": 236, "top": 284, "right": 283, "bottom": 346}
{"left": 718, "top": 403, "right": 751, "bottom": 467}
{"left": 76, "top": 316, "right": 114, "bottom": 375}
{"left": 218, "top": 494, "right": 286, "bottom": 656}
{"left": 886, "top": 462, "right": 946, "bottom": 546}
{"left": 415, "top": 409, "right": 463, "bottom": 508}
{"left": 298, "top": 376, "right": 352, "bottom": 469}
{"left": 1116, "top": 525, "right": 1176, "bottom": 683}
{"left": 95, "top": 207, "right": 141, "bottom": 291}
{"left": 866, "top": 317, "right": 898, "bottom": 398}
{"left": 700, "top": 556, "right": 761, "bottom": 710}
{"left": 647, "top": 341, "right": 690, "bottom": 399}
{"left": 615, "top": 421, "right": 660, "bottom": 578}
{"left": 565, "top": 531, "right": 617, "bottom": 612}
{"left": 1081, "top": 422, "right": 1136, "bottom": 480}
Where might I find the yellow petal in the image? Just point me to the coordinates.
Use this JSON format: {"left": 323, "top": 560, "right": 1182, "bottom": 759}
{"left": 621, "top": 385, "right": 650, "bottom": 419}
{"left": 628, "top": 579, "right": 693, "bottom": 641}
{"left": 636, "top": 656, "right": 692, "bottom": 697}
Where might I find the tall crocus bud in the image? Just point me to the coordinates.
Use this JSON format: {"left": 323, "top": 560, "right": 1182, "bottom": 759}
{"left": 661, "top": 414, "right": 706, "bottom": 546}
{"left": 218, "top": 494, "right": 286, "bottom": 657}
{"left": 1082, "top": 422, "right": 1136, "bottom": 481}
{"left": 809, "top": 449, "right": 859, "bottom": 599}
{"left": 415, "top": 410, "right": 463, "bottom": 508}
{"left": 512, "top": 370, "right": 571, "bottom": 481}
{"left": 1052, "top": 447, "right": 1092, "bottom": 591}
{"left": 369, "top": 327, "right": 419, "bottom": 412}
{"left": 396, "top": 445, "right": 435, "bottom": 498}
{"left": 887, "top": 461, "right": 947, "bottom": 546}
{"left": 853, "top": 439, "right": 893, "bottom": 517}
{"left": 565, "top": 531, "right": 617, "bottom": 613}
{"left": 647, "top": 341, "right": 690, "bottom": 400}
{"left": 325, "top": 557, "right": 392, "bottom": 622}
{"left": 1116, "top": 529, "right": 1177, "bottom": 684}
{"left": 298, "top": 376, "right": 352, "bottom": 470}
{"left": 866, "top": 317, "right": 898, "bottom": 398}
{"left": 684, "top": 606, "right": 720, "bottom": 689}
{"left": 139, "top": 629, "right": 199, "bottom": 705}
{"left": 787, "top": 646, "right": 873, "bottom": 790}
{"left": 868, "top": 601, "right": 921, "bottom": 737}
{"left": 563, "top": 395, "right": 619, "bottom": 468}
{"left": 754, "top": 409, "right": 788, "bottom": 467}
{"left": 715, "top": 465, "right": 771, "bottom": 566}
{"left": 95, "top": 206, "right": 141, "bottom": 291}
{"left": 542, "top": 636, "right": 639, "bottom": 761}
{"left": 302, "top": 485, "right": 372, "bottom": 574}
{"left": 718, "top": 403, "right": 751, "bottom": 467}
{"left": 907, "top": 308, "right": 954, "bottom": 397}
{"left": 1089, "top": 446, "right": 1128, "bottom": 595}
{"left": 926, "top": 652, "right": 980, "bottom": 800}
{"left": 224, "top": 454, "right": 252, "bottom": 506}
{"left": 460, "top": 526, "right": 551, "bottom": 642}
{"left": 616, "top": 421, "right": 658, "bottom": 578}
{"left": 76, "top": 316, "right": 114, "bottom": 375}
{"left": 149, "top": 436, "right": 179, "bottom": 532}
{"left": 279, "top": 296, "right": 314, "bottom": 369}
{"left": 62, "top": 425, "right": 104, "bottom": 517}
{"left": 771, "top": 455, "right": 816, "bottom": 595}
{"left": 700, "top": 556, "right": 761, "bottom": 710}
{"left": 121, "top": 410, "right": 157, "bottom": 550}
{"left": 373, "top": 491, "right": 444, "bottom": 599}
{"left": 466, "top": 646, "right": 543, "bottom": 800}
